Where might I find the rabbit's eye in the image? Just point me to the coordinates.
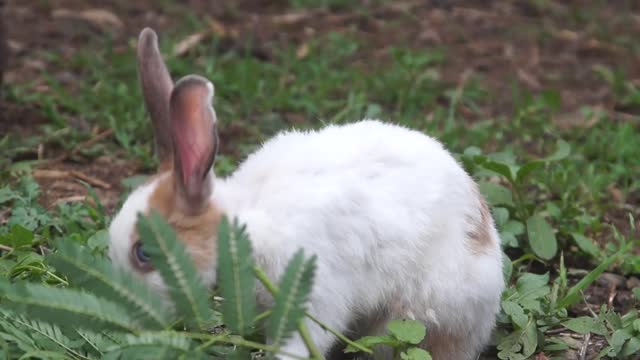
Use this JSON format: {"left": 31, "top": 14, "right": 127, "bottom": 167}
{"left": 131, "top": 241, "right": 153, "bottom": 272}
{"left": 135, "top": 242, "right": 150, "bottom": 262}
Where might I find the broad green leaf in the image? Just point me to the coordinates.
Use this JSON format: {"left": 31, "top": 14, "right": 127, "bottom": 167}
{"left": 526, "top": 215, "right": 557, "bottom": 260}
{"left": 610, "top": 328, "right": 632, "bottom": 353}
{"left": 515, "top": 273, "right": 550, "bottom": 309}
{"left": 502, "top": 301, "right": 527, "bottom": 329}
{"left": 479, "top": 182, "right": 514, "bottom": 207}
{"left": 502, "top": 254, "right": 513, "bottom": 282}
{"left": 48, "top": 240, "right": 171, "bottom": 329}
{"left": 500, "top": 232, "right": 518, "bottom": 248}
{"left": 137, "top": 212, "right": 212, "bottom": 329}
{"left": 562, "top": 316, "right": 595, "bottom": 334}
{"left": 493, "top": 208, "right": 510, "bottom": 228}
{"left": 217, "top": 216, "right": 256, "bottom": 336}
{"left": 0, "top": 279, "right": 138, "bottom": 333}
{"left": 345, "top": 335, "right": 399, "bottom": 353}
{"left": 501, "top": 221, "right": 525, "bottom": 248}
{"left": 268, "top": 250, "right": 316, "bottom": 348}
{"left": 86, "top": 229, "right": 109, "bottom": 253}
{"left": 634, "top": 319, "right": 640, "bottom": 332}
{"left": 497, "top": 332, "right": 524, "bottom": 360}
{"left": 515, "top": 161, "right": 543, "bottom": 183}
{"left": 502, "top": 221, "right": 525, "bottom": 236}
{"left": 621, "top": 336, "right": 640, "bottom": 357}
{"left": 571, "top": 233, "right": 600, "bottom": 258}
{"left": 0, "top": 187, "right": 16, "bottom": 204}
{"left": 10, "top": 225, "right": 33, "bottom": 248}
{"left": 401, "top": 348, "right": 432, "bottom": 360}
{"left": 522, "top": 318, "right": 538, "bottom": 357}
{"left": 543, "top": 140, "right": 570, "bottom": 162}
{"left": 544, "top": 338, "right": 569, "bottom": 351}
{"left": 481, "top": 160, "right": 515, "bottom": 182}
{"left": 516, "top": 273, "right": 550, "bottom": 294}
{"left": 387, "top": 319, "right": 426, "bottom": 345}
{"left": 634, "top": 288, "right": 640, "bottom": 300}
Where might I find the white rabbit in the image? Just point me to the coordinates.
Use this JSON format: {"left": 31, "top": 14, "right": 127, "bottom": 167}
{"left": 108, "top": 28, "right": 505, "bottom": 360}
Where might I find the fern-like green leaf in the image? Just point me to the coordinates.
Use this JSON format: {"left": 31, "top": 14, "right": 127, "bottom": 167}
{"left": 0, "top": 311, "right": 88, "bottom": 360}
{"left": 136, "top": 212, "right": 212, "bottom": 329}
{"left": 0, "top": 280, "right": 139, "bottom": 333}
{"left": 103, "top": 331, "right": 198, "bottom": 360}
{"left": 267, "top": 250, "right": 316, "bottom": 348}
{"left": 47, "top": 240, "right": 171, "bottom": 329}
{"left": 0, "top": 312, "right": 41, "bottom": 355}
{"left": 75, "top": 329, "right": 123, "bottom": 356}
{"left": 216, "top": 216, "right": 256, "bottom": 336}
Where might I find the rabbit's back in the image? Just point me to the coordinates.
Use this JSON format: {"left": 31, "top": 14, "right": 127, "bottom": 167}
{"left": 214, "top": 120, "right": 504, "bottom": 359}
{"left": 216, "top": 118, "right": 501, "bottom": 290}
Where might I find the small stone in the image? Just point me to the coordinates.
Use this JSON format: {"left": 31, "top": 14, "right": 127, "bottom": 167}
{"left": 596, "top": 272, "right": 626, "bottom": 288}
{"left": 626, "top": 276, "right": 640, "bottom": 290}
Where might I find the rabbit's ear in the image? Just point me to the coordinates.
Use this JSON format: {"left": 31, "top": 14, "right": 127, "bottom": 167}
{"left": 170, "top": 75, "right": 219, "bottom": 214}
{"left": 137, "top": 28, "right": 174, "bottom": 171}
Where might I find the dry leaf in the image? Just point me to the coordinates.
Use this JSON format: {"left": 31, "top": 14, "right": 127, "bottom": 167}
{"left": 52, "top": 8, "right": 123, "bottom": 32}
{"left": 80, "top": 9, "right": 123, "bottom": 30}
{"left": 517, "top": 68, "right": 541, "bottom": 90}
{"left": 296, "top": 42, "right": 310, "bottom": 59}
{"left": 272, "top": 12, "right": 313, "bottom": 25}
{"left": 173, "top": 31, "right": 209, "bottom": 57}
{"left": 207, "top": 18, "right": 235, "bottom": 38}
{"left": 607, "top": 185, "right": 624, "bottom": 204}
{"left": 555, "top": 29, "right": 579, "bottom": 42}
{"left": 553, "top": 106, "right": 605, "bottom": 130}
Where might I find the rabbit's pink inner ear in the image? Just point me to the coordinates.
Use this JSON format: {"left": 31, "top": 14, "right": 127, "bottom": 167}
{"left": 169, "top": 75, "right": 218, "bottom": 212}
{"left": 137, "top": 28, "right": 174, "bottom": 171}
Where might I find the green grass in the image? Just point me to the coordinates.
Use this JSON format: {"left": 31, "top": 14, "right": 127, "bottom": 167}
{"left": 0, "top": 4, "right": 639, "bottom": 359}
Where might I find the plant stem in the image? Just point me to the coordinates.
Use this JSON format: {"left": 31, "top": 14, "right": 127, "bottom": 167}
{"left": 184, "top": 332, "right": 307, "bottom": 360}
{"left": 304, "top": 313, "right": 372, "bottom": 354}
{"left": 253, "top": 266, "right": 325, "bottom": 359}
{"left": 297, "top": 320, "right": 324, "bottom": 359}
{"left": 254, "top": 266, "right": 373, "bottom": 355}
{"left": 511, "top": 253, "right": 540, "bottom": 267}
{"left": 254, "top": 309, "right": 272, "bottom": 323}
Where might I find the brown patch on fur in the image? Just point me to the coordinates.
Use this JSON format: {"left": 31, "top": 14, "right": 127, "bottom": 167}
{"left": 465, "top": 186, "right": 496, "bottom": 255}
{"left": 132, "top": 172, "right": 221, "bottom": 274}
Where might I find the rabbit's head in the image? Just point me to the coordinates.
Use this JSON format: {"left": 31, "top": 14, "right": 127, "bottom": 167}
{"left": 108, "top": 28, "right": 221, "bottom": 292}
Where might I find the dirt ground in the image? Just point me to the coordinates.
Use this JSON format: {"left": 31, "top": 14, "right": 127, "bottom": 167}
{"left": 1, "top": 1, "right": 639, "bottom": 358}
{"left": 3, "top": 0, "right": 640, "bottom": 209}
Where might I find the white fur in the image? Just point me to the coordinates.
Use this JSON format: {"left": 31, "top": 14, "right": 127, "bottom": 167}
{"left": 109, "top": 119, "right": 505, "bottom": 360}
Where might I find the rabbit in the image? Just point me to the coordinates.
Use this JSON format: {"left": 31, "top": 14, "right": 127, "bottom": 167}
{"left": 108, "top": 28, "right": 505, "bottom": 360}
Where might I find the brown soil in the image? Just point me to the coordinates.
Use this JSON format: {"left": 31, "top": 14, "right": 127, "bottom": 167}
{"left": 1, "top": 1, "right": 638, "bottom": 358}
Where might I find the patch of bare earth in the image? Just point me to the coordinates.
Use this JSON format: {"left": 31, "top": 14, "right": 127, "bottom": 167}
{"left": 1, "top": 2, "right": 638, "bottom": 358}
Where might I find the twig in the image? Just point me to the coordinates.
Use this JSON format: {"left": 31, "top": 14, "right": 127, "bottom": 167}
{"left": 69, "top": 170, "right": 111, "bottom": 189}
{"left": 253, "top": 266, "right": 372, "bottom": 355}
{"left": 54, "top": 195, "right": 87, "bottom": 206}
{"left": 545, "top": 328, "right": 570, "bottom": 335}
{"left": 0, "top": 244, "right": 14, "bottom": 252}
{"left": 578, "top": 332, "right": 590, "bottom": 360}
{"left": 253, "top": 266, "right": 325, "bottom": 359}
{"left": 32, "top": 169, "right": 111, "bottom": 189}
{"left": 184, "top": 332, "right": 307, "bottom": 360}
{"left": 48, "top": 128, "right": 114, "bottom": 163}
